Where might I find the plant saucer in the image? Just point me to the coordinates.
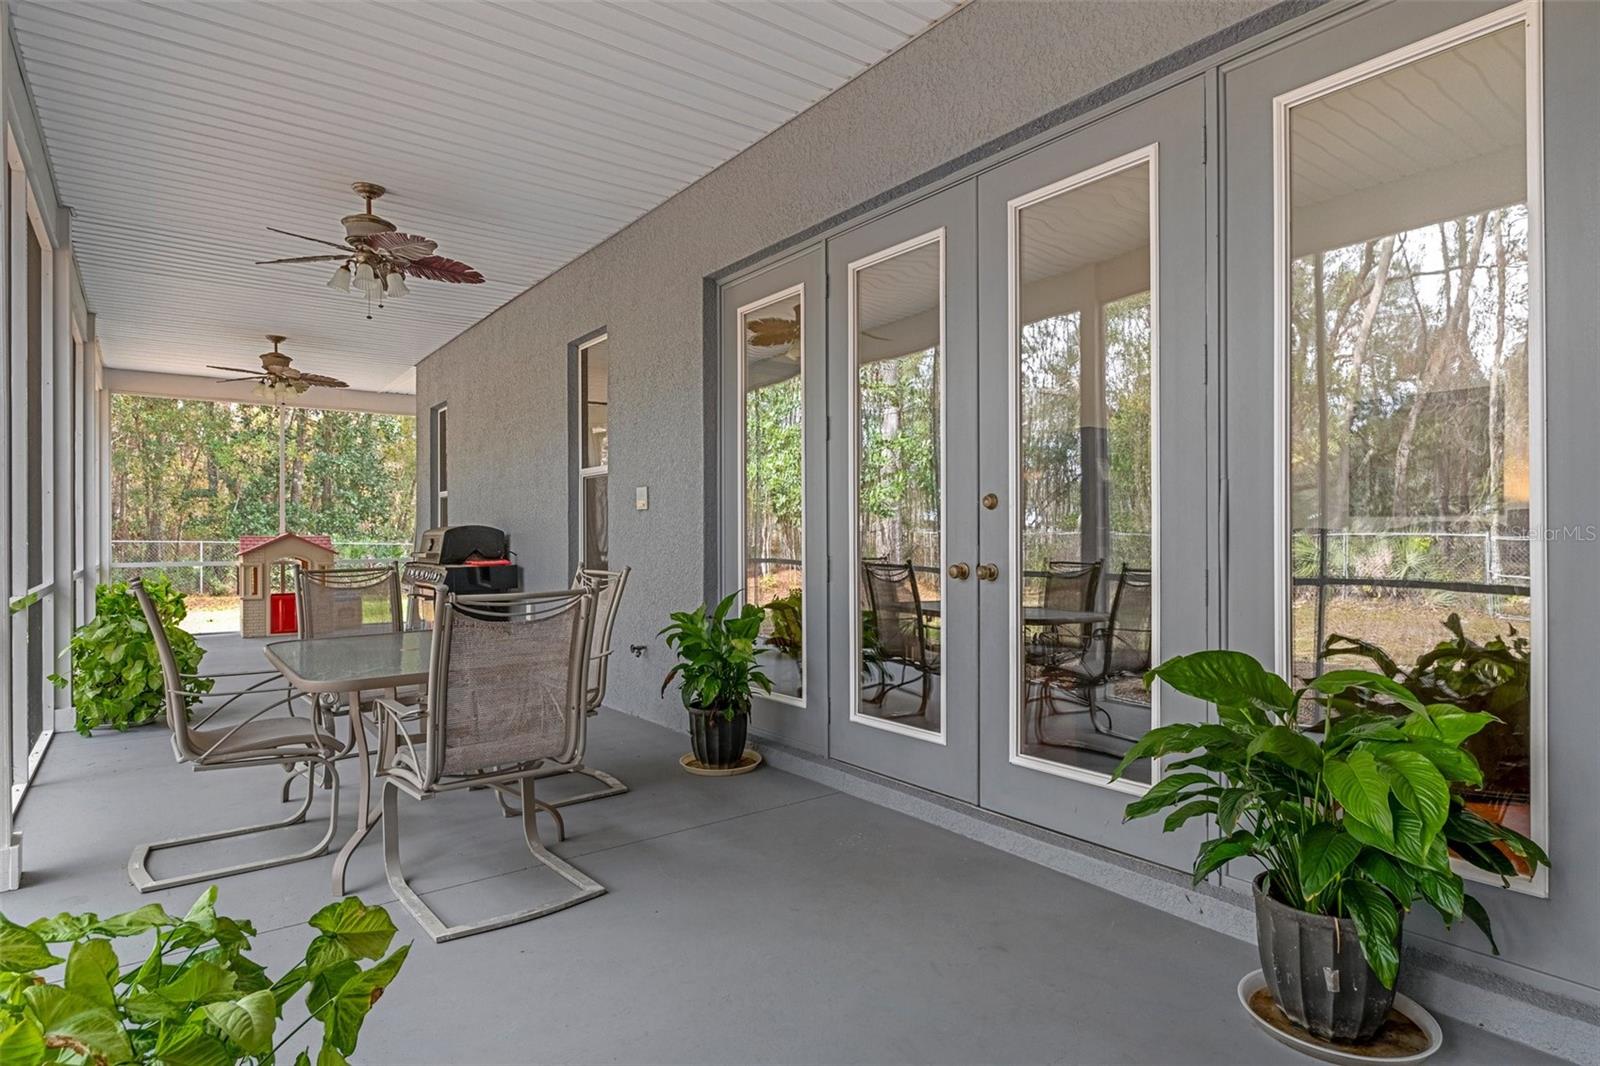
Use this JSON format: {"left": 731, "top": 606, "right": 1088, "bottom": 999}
{"left": 1238, "top": 970, "right": 1442, "bottom": 1064}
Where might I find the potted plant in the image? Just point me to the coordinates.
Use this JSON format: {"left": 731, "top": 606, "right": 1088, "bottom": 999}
{"left": 660, "top": 592, "right": 773, "bottom": 768}
{"left": 50, "top": 575, "right": 213, "bottom": 736}
{"left": 1113, "top": 649, "right": 1549, "bottom": 1044}
{"left": 0, "top": 886, "right": 407, "bottom": 1063}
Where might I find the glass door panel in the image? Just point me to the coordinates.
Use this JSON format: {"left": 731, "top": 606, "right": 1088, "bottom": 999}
{"left": 976, "top": 78, "right": 1211, "bottom": 867}
{"left": 720, "top": 247, "right": 828, "bottom": 753}
{"left": 828, "top": 182, "right": 978, "bottom": 802}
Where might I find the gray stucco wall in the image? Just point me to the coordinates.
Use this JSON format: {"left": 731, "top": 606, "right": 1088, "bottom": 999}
{"left": 415, "top": 0, "right": 1279, "bottom": 727}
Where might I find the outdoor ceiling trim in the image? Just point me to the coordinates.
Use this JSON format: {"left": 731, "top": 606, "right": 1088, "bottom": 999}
{"left": 103, "top": 368, "right": 414, "bottom": 415}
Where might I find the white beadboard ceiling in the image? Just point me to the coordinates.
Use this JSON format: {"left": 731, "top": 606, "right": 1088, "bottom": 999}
{"left": 12, "top": 0, "right": 961, "bottom": 394}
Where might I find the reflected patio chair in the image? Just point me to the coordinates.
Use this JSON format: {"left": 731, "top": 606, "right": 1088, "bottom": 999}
{"left": 370, "top": 587, "right": 606, "bottom": 942}
{"left": 128, "top": 578, "right": 344, "bottom": 892}
{"left": 1023, "top": 559, "right": 1101, "bottom": 740}
{"left": 495, "top": 566, "right": 632, "bottom": 815}
{"left": 1033, "top": 565, "right": 1153, "bottom": 750}
{"left": 861, "top": 559, "right": 936, "bottom": 719}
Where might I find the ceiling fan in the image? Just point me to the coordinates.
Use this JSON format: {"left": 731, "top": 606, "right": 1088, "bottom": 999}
{"left": 209, "top": 336, "right": 348, "bottom": 399}
{"left": 256, "top": 182, "right": 485, "bottom": 318}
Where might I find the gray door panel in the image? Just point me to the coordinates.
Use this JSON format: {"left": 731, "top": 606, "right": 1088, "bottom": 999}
{"left": 826, "top": 183, "right": 979, "bottom": 802}
{"left": 974, "top": 77, "right": 1212, "bottom": 869}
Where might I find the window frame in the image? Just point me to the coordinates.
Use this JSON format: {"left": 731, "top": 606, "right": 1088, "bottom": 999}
{"left": 736, "top": 283, "right": 807, "bottom": 708}
{"left": 1004, "top": 144, "right": 1162, "bottom": 795}
{"left": 430, "top": 402, "right": 448, "bottom": 527}
{"left": 577, "top": 333, "right": 609, "bottom": 570}
{"left": 1269, "top": 0, "right": 1548, "bottom": 895}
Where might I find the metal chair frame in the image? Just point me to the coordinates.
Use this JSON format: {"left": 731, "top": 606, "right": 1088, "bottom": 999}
{"left": 1031, "top": 565, "right": 1153, "bottom": 751}
{"left": 493, "top": 566, "right": 632, "bottom": 815}
{"left": 371, "top": 587, "right": 606, "bottom": 942}
{"left": 127, "top": 578, "right": 344, "bottom": 893}
{"left": 860, "top": 559, "right": 937, "bottom": 719}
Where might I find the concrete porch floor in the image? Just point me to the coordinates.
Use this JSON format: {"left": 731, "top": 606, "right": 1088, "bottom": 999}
{"left": 7, "top": 634, "right": 1557, "bottom": 1065}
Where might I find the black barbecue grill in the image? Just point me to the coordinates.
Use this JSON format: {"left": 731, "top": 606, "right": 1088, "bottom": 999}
{"left": 402, "top": 524, "right": 522, "bottom": 626}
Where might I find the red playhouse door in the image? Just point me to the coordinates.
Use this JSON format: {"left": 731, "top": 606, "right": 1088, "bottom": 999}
{"left": 269, "top": 592, "right": 299, "bottom": 634}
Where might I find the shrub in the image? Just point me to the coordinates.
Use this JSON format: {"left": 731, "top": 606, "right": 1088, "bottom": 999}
{"left": 51, "top": 576, "right": 213, "bottom": 736}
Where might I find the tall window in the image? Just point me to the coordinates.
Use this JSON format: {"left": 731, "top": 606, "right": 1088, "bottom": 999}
{"left": 1013, "top": 153, "right": 1157, "bottom": 783}
{"left": 1282, "top": 17, "right": 1540, "bottom": 876}
{"left": 740, "top": 288, "right": 804, "bottom": 702}
{"left": 431, "top": 403, "right": 448, "bottom": 526}
{"left": 579, "top": 336, "right": 608, "bottom": 569}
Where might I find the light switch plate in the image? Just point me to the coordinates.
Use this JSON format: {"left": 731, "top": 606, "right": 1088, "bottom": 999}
{"left": 635, "top": 486, "right": 649, "bottom": 511}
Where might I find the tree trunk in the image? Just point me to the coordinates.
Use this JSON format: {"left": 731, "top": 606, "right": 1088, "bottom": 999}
{"left": 1329, "top": 236, "right": 1397, "bottom": 525}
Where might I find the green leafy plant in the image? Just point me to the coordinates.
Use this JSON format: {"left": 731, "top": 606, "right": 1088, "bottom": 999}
{"left": 50, "top": 577, "right": 213, "bottom": 736}
{"left": 761, "top": 590, "right": 802, "bottom": 659}
{"left": 0, "top": 886, "right": 408, "bottom": 1065}
{"left": 660, "top": 592, "right": 772, "bottom": 721}
{"left": 1324, "top": 613, "right": 1531, "bottom": 806}
{"left": 1113, "top": 650, "right": 1549, "bottom": 989}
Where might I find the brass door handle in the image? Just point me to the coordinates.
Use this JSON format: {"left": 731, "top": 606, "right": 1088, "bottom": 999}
{"left": 948, "top": 562, "right": 971, "bottom": 581}
{"left": 976, "top": 563, "right": 999, "bottom": 582}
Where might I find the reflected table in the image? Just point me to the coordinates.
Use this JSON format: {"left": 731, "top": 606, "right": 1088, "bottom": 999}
{"left": 265, "top": 630, "right": 431, "bottom": 896}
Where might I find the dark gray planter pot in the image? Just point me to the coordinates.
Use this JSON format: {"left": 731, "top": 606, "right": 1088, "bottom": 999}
{"left": 688, "top": 705, "right": 748, "bottom": 768}
{"left": 1253, "top": 873, "right": 1400, "bottom": 1043}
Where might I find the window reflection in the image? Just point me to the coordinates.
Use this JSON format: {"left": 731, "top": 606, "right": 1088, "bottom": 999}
{"left": 1287, "top": 25, "right": 1535, "bottom": 871}
{"left": 855, "top": 239, "right": 942, "bottom": 732}
{"left": 1015, "top": 160, "right": 1156, "bottom": 782}
{"left": 742, "top": 292, "right": 804, "bottom": 701}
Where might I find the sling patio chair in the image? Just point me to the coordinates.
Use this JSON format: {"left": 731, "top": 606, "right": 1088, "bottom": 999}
{"left": 1032, "top": 564, "right": 1153, "bottom": 752}
{"left": 370, "top": 586, "right": 606, "bottom": 942}
{"left": 128, "top": 578, "right": 345, "bottom": 893}
{"left": 494, "top": 566, "right": 632, "bottom": 816}
{"left": 1022, "top": 559, "right": 1102, "bottom": 742}
{"left": 861, "top": 559, "right": 938, "bottom": 719}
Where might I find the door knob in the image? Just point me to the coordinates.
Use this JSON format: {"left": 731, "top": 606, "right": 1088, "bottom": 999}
{"left": 976, "top": 563, "right": 999, "bottom": 582}
{"left": 948, "top": 562, "right": 971, "bottom": 581}
{"left": 981, "top": 493, "right": 999, "bottom": 510}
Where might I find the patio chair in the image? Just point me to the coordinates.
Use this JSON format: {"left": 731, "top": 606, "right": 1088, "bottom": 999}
{"left": 128, "top": 578, "right": 344, "bottom": 893}
{"left": 1023, "top": 559, "right": 1102, "bottom": 739}
{"left": 861, "top": 559, "right": 936, "bottom": 719}
{"left": 370, "top": 587, "right": 607, "bottom": 942}
{"left": 1032, "top": 564, "right": 1153, "bottom": 750}
{"left": 492, "top": 566, "right": 632, "bottom": 815}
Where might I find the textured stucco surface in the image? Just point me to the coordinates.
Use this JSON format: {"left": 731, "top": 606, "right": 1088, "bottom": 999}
{"left": 415, "top": 0, "right": 1280, "bottom": 731}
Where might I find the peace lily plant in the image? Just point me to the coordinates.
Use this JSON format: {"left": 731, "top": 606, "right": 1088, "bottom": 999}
{"left": 1112, "top": 650, "right": 1548, "bottom": 993}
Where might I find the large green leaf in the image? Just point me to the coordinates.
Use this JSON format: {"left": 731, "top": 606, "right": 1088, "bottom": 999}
{"left": 1461, "top": 894, "right": 1499, "bottom": 954}
{"left": 306, "top": 898, "right": 398, "bottom": 963}
{"left": 23, "top": 984, "right": 133, "bottom": 1064}
{"left": 1110, "top": 723, "right": 1237, "bottom": 781}
{"left": 64, "top": 939, "right": 119, "bottom": 1010}
{"left": 1122, "top": 772, "right": 1215, "bottom": 821}
{"left": 1373, "top": 748, "right": 1449, "bottom": 840}
{"left": 1145, "top": 651, "right": 1295, "bottom": 714}
{"left": 0, "top": 1019, "right": 45, "bottom": 1066}
{"left": 1324, "top": 751, "right": 1391, "bottom": 837}
{"left": 1192, "top": 831, "right": 1258, "bottom": 884}
{"left": 319, "top": 945, "right": 410, "bottom": 1056}
{"left": 1309, "top": 670, "right": 1424, "bottom": 714}
{"left": 1246, "top": 726, "right": 1323, "bottom": 776}
{"left": 1296, "top": 824, "right": 1361, "bottom": 901}
{"left": 1341, "top": 880, "right": 1402, "bottom": 989}
{"left": 1414, "top": 869, "right": 1465, "bottom": 924}
{"left": 0, "top": 917, "right": 63, "bottom": 973}
{"left": 198, "top": 988, "right": 277, "bottom": 1054}
{"left": 95, "top": 903, "right": 176, "bottom": 939}
{"left": 1352, "top": 851, "right": 1414, "bottom": 908}
{"left": 154, "top": 1022, "right": 233, "bottom": 1066}
{"left": 1162, "top": 799, "right": 1216, "bottom": 833}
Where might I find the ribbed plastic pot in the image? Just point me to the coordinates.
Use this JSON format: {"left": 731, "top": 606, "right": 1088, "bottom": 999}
{"left": 688, "top": 705, "right": 748, "bottom": 768}
{"left": 1253, "top": 873, "right": 1400, "bottom": 1043}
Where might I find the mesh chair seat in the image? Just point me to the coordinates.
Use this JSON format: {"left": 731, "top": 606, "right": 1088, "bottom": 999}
{"left": 188, "top": 717, "right": 341, "bottom": 762}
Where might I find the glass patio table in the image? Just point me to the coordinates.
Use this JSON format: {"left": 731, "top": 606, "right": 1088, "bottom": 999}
{"left": 264, "top": 629, "right": 431, "bottom": 896}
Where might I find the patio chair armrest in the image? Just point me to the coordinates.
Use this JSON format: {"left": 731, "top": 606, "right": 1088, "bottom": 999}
{"left": 370, "top": 696, "right": 426, "bottom": 775}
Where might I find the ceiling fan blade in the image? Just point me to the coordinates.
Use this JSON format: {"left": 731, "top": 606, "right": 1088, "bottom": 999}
{"left": 207, "top": 364, "right": 269, "bottom": 375}
{"left": 266, "top": 226, "right": 355, "bottom": 253}
{"left": 365, "top": 231, "right": 437, "bottom": 261}
{"left": 399, "top": 255, "right": 486, "bottom": 284}
{"left": 213, "top": 375, "right": 262, "bottom": 384}
{"left": 297, "top": 373, "right": 349, "bottom": 388}
{"left": 254, "top": 254, "right": 349, "bottom": 266}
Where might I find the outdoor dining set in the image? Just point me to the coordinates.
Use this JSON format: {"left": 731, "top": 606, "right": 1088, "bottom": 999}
{"left": 125, "top": 563, "right": 631, "bottom": 943}
{"left": 860, "top": 557, "right": 1153, "bottom": 750}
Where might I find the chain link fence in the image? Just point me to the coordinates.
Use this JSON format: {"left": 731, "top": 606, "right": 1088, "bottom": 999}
{"left": 111, "top": 539, "right": 411, "bottom": 596}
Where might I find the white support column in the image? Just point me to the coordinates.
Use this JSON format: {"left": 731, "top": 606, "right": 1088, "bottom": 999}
{"left": 51, "top": 226, "right": 71, "bottom": 729}
{"left": 0, "top": 7, "right": 19, "bottom": 888}
{"left": 97, "top": 352, "right": 111, "bottom": 586}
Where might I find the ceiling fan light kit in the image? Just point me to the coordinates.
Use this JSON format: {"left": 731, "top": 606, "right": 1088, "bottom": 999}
{"left": 257, "top": 181, "right": 485, "bottom": 319}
